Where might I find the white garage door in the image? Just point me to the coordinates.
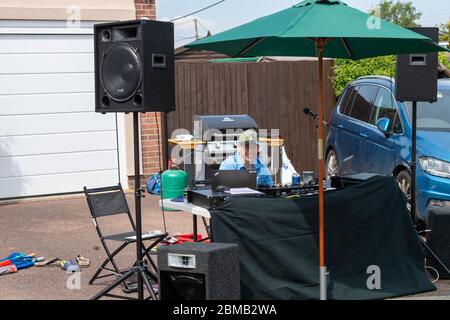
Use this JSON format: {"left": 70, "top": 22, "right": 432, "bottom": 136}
{"left": 0, "top": 23, "right": 124, "bottom": 199}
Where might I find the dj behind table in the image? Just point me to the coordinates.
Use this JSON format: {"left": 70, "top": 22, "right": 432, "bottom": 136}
{"left": 160, "top": 168, "right": 325, "bottom": 242}
{"left": 159, "top": 124, "right": 433, "bottom": 300}
{"left": 159, "top": 173, "right": 435, "bottom": 300}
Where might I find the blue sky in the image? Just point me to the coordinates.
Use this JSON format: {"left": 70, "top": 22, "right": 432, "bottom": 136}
{"left": 156, "top": 0, "right": 450, "bottom": 47}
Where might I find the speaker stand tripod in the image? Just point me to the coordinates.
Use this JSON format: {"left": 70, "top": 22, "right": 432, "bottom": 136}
{"left": 90, "top": 113, "right": 157, "bottom": 300}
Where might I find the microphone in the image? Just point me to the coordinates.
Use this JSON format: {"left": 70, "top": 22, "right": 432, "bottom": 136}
{"left": 303, "top": 108, "right": 319, "bottom": 120}
{"left": 303, "top": 108, "right": 329, "bottom": 127}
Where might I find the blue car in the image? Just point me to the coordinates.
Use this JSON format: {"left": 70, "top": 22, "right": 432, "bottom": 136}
{"left": 326, "top": 76, "right": 450, "bottom": 223}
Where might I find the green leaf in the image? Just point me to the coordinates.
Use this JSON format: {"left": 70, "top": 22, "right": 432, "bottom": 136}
{"left": 332, "top": 56, "right": 395, "bottom": 95}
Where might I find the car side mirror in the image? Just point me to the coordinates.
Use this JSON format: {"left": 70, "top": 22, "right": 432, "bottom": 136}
{"left": 376, "top": 118, "right": 391, "bottom": 136}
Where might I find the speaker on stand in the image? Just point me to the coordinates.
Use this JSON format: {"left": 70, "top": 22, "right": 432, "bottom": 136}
{"left": 396, "top": 27, "right": 439, "bottom": 224}
{"left": 94, "top": 19, "right": 175, "bottom": 113}
{"left": 90, "top": 19, "right": 175, "bottom": 300}
{"left": 396, "top": 28, "right": 439, "bottom": 103}
{"left": 395, "top": 28, "right": 450, "bottom": 281}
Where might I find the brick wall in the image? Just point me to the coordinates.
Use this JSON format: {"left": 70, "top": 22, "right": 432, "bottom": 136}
{"left": 135, "top": 0, "right": 156, "bottom": 19}
{"left": 130, "top": 0, "right": 164, "bottom": 188}
{"left": 139, "top": 112, "right": 164, "bottom": 186}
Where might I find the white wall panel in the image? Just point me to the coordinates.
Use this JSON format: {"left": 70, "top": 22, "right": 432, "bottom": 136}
{"left": 0, "top": 150, "right": 118, "bottom": 178}
{"left": 0, "top": 113, "right": 115, "bottom": 136}
{"left": 0, "top": 34, "right": 93, "bottom": 54}
{"left": 0, "top": 53, "right": 94, "bottom": 74}
{"left": 0, "top": 73, "right": 94, "bottom": 95}
{"left": 0, "top": 30, "right": 123, "bottom": 199}
{"left": 0, "top": 131, "right": 117, "bottom": 157}
{"left": 0, "top": 92, "right": 94, "bottom": 115}
{"left": 0, "top": 170, "right": 118, "bottom": 199}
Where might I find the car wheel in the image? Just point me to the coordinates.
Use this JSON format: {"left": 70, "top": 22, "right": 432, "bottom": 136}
{"left": 396, "top": 170, "right": 418, "bottom": 225}
{"left": 325, "top": 149, "right": 340, "bottom": 181}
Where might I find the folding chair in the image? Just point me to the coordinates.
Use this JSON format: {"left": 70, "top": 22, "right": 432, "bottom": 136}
{"left": 84, "top": 183, "right": 167, "bottom": 290}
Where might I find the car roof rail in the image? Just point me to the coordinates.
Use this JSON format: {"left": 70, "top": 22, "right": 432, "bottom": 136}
{"left": 356, "top": 75, "right": 395, "bottom": 82}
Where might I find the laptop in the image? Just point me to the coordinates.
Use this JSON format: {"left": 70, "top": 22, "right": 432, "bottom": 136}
{"left": 211, "top": 170, "right": 257, "bottom": 190}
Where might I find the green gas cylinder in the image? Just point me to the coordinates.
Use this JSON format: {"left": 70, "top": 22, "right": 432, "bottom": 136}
{"left": 161, "top": 163, "right": 187, "bottom": 211}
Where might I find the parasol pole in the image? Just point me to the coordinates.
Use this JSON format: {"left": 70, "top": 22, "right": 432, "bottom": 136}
{"left": 316, "top": 38, "right": 327, "bottom": 300}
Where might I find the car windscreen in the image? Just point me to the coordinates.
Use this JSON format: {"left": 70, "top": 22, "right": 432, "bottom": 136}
{"left": 404, "top": 90, "right": 450, "bottom": 131}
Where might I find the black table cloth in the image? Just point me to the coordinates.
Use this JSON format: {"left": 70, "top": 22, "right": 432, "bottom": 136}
{"left": 211, "top": 176, "right": 435, "bottom": 300}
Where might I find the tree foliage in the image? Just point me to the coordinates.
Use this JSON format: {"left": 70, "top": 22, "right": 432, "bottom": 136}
{"left": 440, "top": 21, "right": 450, "bottom": 43}
{"left": 369, "top": 0, "right": 422, "bottom": 28}
{"left": 333, "top": 53, "right": 450, "bottom": 96}
{"left": 332, "top": 1, "right": 426, "bottom": 96}
{"left": 439, "top": 52, "right": 450, "bottom": 69}
{"left": 332, "top": 56, "right": 395, "bottom": 95}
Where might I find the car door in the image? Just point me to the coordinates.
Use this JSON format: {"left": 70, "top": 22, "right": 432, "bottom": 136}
{"left": 334, "top": 85, "right": 362, "bottom": 174}
{"left": 360, "top": 86, "right": 396, "bottom": 174}
{"left": 338, "top": 85, "right": 378, "bottom": 174}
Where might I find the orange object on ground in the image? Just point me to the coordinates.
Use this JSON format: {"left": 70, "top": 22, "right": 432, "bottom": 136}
{"left": 0, "top": 265, "right": 18, "bottom": 276}
{"left": 175, "top": 233, "right": 203, "bottom": 243}
{"left": 161, "top": 233, "right": 211, "bottom": 246}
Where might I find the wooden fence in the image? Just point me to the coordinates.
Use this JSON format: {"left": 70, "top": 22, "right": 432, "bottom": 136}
{"left": 168, "top": 60, "right": 336, "bottom": 172}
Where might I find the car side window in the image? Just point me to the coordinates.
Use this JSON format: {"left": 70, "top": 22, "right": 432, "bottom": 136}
{"left": 339, "top": 86, "right": 358, "bottom": 116}
{"left": 350, "top": 85, "right": 378, "bottom": 123}
{"left": 369, "top": 87, "right": 397, "bottom": 131}
{"left": 393, "top": 113, "right": 404, "bottom": 134}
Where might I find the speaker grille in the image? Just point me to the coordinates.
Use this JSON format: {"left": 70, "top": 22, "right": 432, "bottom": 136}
{"left": 100, "top": 43, "right": 142, "bottom": 102}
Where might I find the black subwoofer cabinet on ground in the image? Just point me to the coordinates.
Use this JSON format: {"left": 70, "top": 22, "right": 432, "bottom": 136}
{"left": 94, "top": 19, "right": 175, "bottom": 113}
{"left": 158, "top": 243, "right": 240, "bottom": 300}
{"left": 426, "top": 207, "right": 450, "bottom": 279}
{"left": 396, "top": 27, "right": 439, "bottom": 102}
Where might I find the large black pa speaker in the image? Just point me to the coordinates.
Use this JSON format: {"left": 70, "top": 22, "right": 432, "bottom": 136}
{"left": 396, "top": 27, "right": 439, "bottom": 102}
{"left": 158, "top": 243, "right": 240, "bottom": 300}
{"left": 94, "top": 20, "right": 175, "bottom": 113}
{"left": 426, "top": 207, "right": 450, "bottom": 279}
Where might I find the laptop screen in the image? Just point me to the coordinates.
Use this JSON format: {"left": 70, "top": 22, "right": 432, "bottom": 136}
{"left": 212, "top": 170, "right": 257, "bottom": 190}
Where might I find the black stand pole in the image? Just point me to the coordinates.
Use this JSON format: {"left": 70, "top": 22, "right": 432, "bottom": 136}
{"left": 133, "top": 112, "right": 144, "bottom": 300}
{"left": 90, "top": 113, "right": 157, "bottom": 300}
{"left": 411, "top": 101, "right": 417, "bottom": 223}
{"left": 161, "top": 112, "right": 169, "bottom": 171}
